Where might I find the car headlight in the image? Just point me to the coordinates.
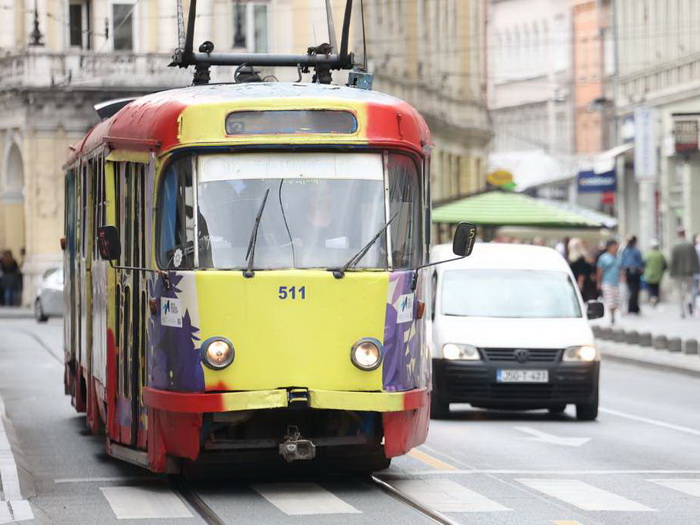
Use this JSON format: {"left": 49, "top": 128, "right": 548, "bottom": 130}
{"left": 563, "top": 345, "right": 598, "bottom": 362}
{"left": 201, "top": 337, "right": 235, "bottom": 370}
{"left": 442, "top": 343, "right": 481, "bottom": 361}
{"left": 351, "top": 338, "right": 383, "bottom": 371}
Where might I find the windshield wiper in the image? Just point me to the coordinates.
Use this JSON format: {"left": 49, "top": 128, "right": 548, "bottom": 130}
{"left": 333, "top": 212, "right": 399, "bottom": 278}
{"left": 243, "top": 188, "right": 271, "bottom": 278}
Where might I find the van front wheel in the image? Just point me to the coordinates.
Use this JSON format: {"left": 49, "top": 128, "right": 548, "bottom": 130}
{"left": 576, "top": 400, "right": 598, "bottom": 421}
{"left": 430, "top": 395, "right": 450, "bottom": 419}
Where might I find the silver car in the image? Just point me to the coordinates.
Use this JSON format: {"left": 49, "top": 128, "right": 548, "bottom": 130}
{"left": 35, "top": 266, "right": 63, "bottom": 322}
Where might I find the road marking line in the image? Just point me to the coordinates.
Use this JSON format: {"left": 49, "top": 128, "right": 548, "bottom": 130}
{"left": 55, "top": 476, "right": 155, "bottom": 484}
{"left": 100, "top": 486, "right": 193, "bottom": 519}
{"left": 517, "top": 479, "right": 654, "bottom": 512}
{"left": 408, "top": 448, "right": 458, "bottom": 471}
{"left": 600, "top": 408, "right": 700, "bottom": 437}
{"left": 252, "top": 483, "right": 361, "bottom": 515}
{"left": 515, "top": 426, "right": 591, "bottom": 447}
{"left": 390, "top": 479, "right": 511, "bottom": 513}
{"left": 0, "top": 391, "right": 33, "bottom": 522}
{"left": 553, "top": 521, "right": 584, "bottom": 525}
{"left": 0, "top": 503, "right": 11, "bottom": 524}
{"left": 648, "top": 479, "right": 700, "bottom": 497}
{"left": 383, "top": 469, "right": 700, "bottom": 477}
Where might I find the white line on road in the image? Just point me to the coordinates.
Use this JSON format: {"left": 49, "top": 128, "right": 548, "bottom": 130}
{"left": 648, "top": 479, "right": 700, "bottom": 498}
{"left": 389, "top": 479, "right": 511, "bottom": 513}
{"left": 517, "top": 479, "right": 654, "bottom": 512}
{"left": 252, "top": 483, "right": 361, "bottom": 516}
{"left": 515, "top": 426, "right": 591, "bottom": 447}
{"left": 600, "top": 407, "right": 700, "bottom": 437}
{"left": 383, "top": 469, "right": 700, "bottom": 477}
{"left": 100, "top": 486, "right": 193, "bottom": 519}
{"left": 55, "top": 476, "right": 155, "bottom": 484}
{"left": 0, "top": 392, "right": 33, "bottom": 522}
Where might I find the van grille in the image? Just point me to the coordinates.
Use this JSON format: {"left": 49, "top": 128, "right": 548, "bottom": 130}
{"left": 482, "top": 348, "right": 561, "bottom": 363}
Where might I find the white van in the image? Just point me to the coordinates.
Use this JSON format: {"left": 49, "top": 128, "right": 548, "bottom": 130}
{"left": 426, "top": 243, "right": 604, "bottom": 421}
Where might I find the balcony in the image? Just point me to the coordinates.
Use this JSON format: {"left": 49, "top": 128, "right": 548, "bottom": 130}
{"left": 0, "top": 50, "right": 193, "bottom": 90}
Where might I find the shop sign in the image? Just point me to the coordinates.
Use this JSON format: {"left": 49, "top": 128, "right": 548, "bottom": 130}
{"left": 577, "top": 169, "right": 617, "bottom": 193}
{"left": 673, "top": 117, "right": 699, "bottom": 153}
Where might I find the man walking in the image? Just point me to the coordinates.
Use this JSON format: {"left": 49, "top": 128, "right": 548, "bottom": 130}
{"left": 620, "top": 235, "right": 644, "bottom": 314}
{"left": 670, "top": 230, "right": 700, "bottom": 318}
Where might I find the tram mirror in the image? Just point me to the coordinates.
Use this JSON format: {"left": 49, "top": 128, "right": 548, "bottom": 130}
{"left": 452, "top": 222, "right": 477, "bottom": 257}
{"left": 97, "top": 226, "right": 121, "bottom": 261}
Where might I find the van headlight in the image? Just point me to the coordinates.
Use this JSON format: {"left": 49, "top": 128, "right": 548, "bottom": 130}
{"left": 351, "top": 338, "right": 383, "bottom": 371}
{"left": 443, "top": 343, "right": 481, "bottom": 361}
{"left": 201, "top": 337, "right": 235, "bottom": 370}
{"left": 563, "top": 345, "right": 598, "bottom": 362}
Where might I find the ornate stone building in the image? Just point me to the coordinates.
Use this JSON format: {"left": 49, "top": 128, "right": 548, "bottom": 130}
{"left": 361, "top": 0, "right": 493, "bottom": 238}
{"left": 0, "top": 0, "right": 346, "bottom": 303}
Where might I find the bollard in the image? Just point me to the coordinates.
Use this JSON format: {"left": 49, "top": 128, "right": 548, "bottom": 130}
{"left": 684, "top": 339, "right": 699, "bottom": 355}
{"left": 612, "top": 329, "right": 626, "bottom": 343}
{"left": 668, "top": 337, "right": 682, "bottom": 353}
{"left": 639, "top": 332, "right": 653, "bottom": 347}
{"left": 598, "top": 327, "right": 612, "bottom": 340}
{"left": 592, "top": 326, "right": 602, "bottom": 338}
{"left": 653, "top": 335, "right": 668, "bottom": 350}
{"left": 625, "top": 331, "right": 640, "bottom": 345}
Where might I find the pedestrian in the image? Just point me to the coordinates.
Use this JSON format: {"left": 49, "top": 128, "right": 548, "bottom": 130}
{"left": 694, "top": 233, "right": 700, "bottom": 309}
{"left": 555, "top": 236, "right": 570, "bottom": 259}
{"left": 643, "top": 239, "right": 666, "bottom": 306}
{"left": 596, "top": 239, "right": 621, "bottom": 325}
{"left": 568, "top": 238, "right": 597, "bottom": 301}
{"left": 620, "top": 235, "right": 644, "bottom": 314}
{"left": 0, "top": 250, "right": 22, "bottom": 307}
{"left": 669, "top": 229, "right": 700, "bottom": 318}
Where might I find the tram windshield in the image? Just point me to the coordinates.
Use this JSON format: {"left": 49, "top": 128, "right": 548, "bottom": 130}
{"left": 158, "top": 152, "right": 423, "bottom": 270}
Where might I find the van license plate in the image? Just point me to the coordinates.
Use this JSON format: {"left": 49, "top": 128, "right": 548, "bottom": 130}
{"left": 497, "top": 370, "right": 549, "bottom": 383}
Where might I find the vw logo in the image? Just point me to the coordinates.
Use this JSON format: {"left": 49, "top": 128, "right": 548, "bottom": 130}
{"left": 514, "top": 349, "right": 530, "bottom": 363}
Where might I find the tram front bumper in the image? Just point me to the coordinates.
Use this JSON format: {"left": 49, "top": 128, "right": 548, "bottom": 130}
{"left": 143, "top": 386, "right": 427, "bottom": 414}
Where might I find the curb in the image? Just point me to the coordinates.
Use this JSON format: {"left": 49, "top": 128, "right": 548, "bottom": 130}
{"left": 593, "top": 325, "right": 700, "bottom": 356}
{"left": 599, "top": 341, "right": 700, "bottom": 377}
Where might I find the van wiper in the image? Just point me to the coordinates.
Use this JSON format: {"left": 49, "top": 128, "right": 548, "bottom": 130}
{"left": 333, "top": 212, "right": 398, "bottom": 278}
{"left": 243, "top": 188, "right": 271, "bottom": 278}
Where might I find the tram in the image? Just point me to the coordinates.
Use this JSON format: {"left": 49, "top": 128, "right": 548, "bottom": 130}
{"left": 62, "top": 3, "right": 474, "bottom": 474}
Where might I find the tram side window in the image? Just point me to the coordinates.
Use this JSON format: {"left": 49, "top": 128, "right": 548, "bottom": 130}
{"left": 388, "top": 154, "right": 423, "bottom": 269}
{"left": 158, "top": 158, "right": 195, "bottom": 269}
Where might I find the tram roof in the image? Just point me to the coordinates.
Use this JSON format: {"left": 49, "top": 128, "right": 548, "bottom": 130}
{"left": 67, "top": 83, "right": 431, "bottom": 166}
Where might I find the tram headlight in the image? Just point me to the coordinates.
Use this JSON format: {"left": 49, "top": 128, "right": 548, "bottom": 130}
{"left": 351, "top": 338, "right": 383, "bottom": 371}
{"left": 201, "top": 337, "right": 235, "bottom": 370}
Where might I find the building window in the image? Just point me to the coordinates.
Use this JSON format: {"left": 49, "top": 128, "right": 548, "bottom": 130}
{"left": 233, "top": 1, "right": 269, "bottom": 53}
{"left": 112, "top": 3, "right": 134, "bottom": 51}
{"left": 69, "top": 3, "right": 83, "bottom": 47}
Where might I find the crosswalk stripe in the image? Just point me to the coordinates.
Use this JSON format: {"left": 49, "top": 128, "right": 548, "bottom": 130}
{"left": 648, "top": 479, "right": 700, "bottom": 498}
{"left": 100, "top": 486, "right": 193, "bottom": 519}
{"left": 517, "top": 479, "right": 653, "bottom": 512}
{"left": 389, "top": 479, "right": 511, "bottom": 513}
{"left": 252, "top": 483, "right": 361, "bottom": 515}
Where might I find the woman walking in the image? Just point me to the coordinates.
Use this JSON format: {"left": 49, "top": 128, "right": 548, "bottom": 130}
{"left": 643, "top": 239, "right": 666, "bottom": 306}
{"left": 597, "top": 240, "right": 621, "bottom": 325}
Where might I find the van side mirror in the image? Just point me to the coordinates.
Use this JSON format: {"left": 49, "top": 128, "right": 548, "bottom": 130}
{"left": 97, "top": 226, "right": 121, "bottom": 261}
{"left": 587, "top": 300, "right": 604, "bottom": 320}
{"left": 453, "top": 222, "right": 477, "bottom": 257}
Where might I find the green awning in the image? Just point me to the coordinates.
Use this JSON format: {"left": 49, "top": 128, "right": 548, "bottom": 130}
{"left": 433, "top": 191, "right": 616, "bottom": 229}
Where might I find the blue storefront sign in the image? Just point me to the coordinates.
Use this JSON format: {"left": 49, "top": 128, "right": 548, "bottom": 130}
{"left": 577, "top": 169, "right": 617, "bottom": 193}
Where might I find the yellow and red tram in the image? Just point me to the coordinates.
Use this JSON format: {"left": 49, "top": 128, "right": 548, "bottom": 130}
{"left": 63, "top": 82, "right": 468, "bottom": 472}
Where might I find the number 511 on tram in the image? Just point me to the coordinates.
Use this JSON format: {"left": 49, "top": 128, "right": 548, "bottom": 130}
{"left": 63, "top": 83, "right": 476, "bottom": 473}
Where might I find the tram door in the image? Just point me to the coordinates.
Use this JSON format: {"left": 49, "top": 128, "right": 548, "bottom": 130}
{"left": 115, "top": 162, "right": 147, "bottom": 447}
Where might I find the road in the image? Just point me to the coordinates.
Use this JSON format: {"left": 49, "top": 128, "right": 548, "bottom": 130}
{"left": 0, "top": 318, "right": 699, "bottom": 524}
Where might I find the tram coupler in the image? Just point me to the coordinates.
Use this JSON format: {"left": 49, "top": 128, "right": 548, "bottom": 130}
{"left": 279, "top": 425, "right": 316, "bottom": 463}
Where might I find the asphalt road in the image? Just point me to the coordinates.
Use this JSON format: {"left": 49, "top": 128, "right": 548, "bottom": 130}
{"left": 0, "top": 318, "right": 699, "bottom": 524}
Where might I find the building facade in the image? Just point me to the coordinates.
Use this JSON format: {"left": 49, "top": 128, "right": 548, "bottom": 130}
{"left": 614, "top": 0, "right": 700, "bottom": 251}
{"left": 0, "top": 0, "right": 349, "bottom": 304}
{"left": 361, "top": 0, "right": 492, "bottom": 239}
{"left": 488, "top": 0, "right": 574, "bottom": 194}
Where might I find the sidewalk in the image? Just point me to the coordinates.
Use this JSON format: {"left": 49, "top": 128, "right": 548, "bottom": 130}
{"left": 0, "top": 307, "right": 33, "bottom": 320}
{"left": 591, "top": 301, "right": 700, "bottom": 375}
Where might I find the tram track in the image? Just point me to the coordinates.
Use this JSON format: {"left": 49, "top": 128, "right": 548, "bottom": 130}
{"left": 371, "top": 475, "right": 461, "bottom": 525}
{"left": 172, "top": 473, "right": 458, "bottom": 525}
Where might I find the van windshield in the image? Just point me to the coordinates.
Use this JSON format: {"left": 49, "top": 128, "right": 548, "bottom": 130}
{"left": 441, "top": 269, "right": 582, "bottom": 318}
